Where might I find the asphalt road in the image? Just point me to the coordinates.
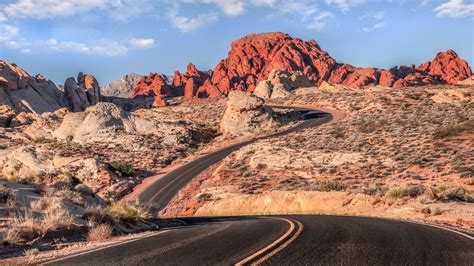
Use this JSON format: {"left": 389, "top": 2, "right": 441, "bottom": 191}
{"left": 44, "top": 106, "right": 474, "bottom": 265}
{"left": 46, "top": 216, "right": 473, "bottom": 265}
{"left": 135, "top": 106, "right": 333, "bottom": 211}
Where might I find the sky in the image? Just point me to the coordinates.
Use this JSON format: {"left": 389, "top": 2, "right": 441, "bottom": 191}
{"left": 0, "top": 0, "right": 473, "bottom": 85}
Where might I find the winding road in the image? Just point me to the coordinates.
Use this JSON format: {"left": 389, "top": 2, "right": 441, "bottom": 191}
{"left": 45, "top": 107, "right": 474, "bottom": 265}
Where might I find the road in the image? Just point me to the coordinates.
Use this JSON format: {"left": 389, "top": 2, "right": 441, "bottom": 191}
{"left": 45, "top": 106, "right": 474, "bottom": 265}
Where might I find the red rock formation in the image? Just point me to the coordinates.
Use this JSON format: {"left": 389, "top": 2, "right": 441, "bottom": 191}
{"left": 131, "top": 32, "right": 472, "bottom": 99}
{"left": 131, "top": 73, "right": 172, "bottom": 98}
{"left": 417, "top": 50, "right": 472, "bottom": 85}
{"left": 131, "top": 63, "right": 210, "bottom": 100}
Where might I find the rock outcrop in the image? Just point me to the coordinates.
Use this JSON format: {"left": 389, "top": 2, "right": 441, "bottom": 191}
{"left": 220, "top": 91, "right": 279, "bottom": 136}
{"left": 0, "top": 60, "right": 65, "bottom": 113}
{"left": 134, "top": 33, "right": 471, "bottom": 100}
{"left": 64, "top": 72, "right": 101, "bottom": 112}
{"left": 253, "top": 70, "right": 313, "bottom": 99}
{"left": 131, "top": 63, "right": 212, "bottom": 100}
{"left": 1, "top": 60, "right": 102, "bottom": 113}
{"left": 101, "top": 73, "right": 142, "bottom": 98}
{"left": 198, "top": 32, "right": 472, "bottom": 95}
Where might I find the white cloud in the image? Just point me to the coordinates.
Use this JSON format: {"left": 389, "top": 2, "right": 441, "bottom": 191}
{"left": 54, "top": 41, "right": 90, "bottom": 53}
{"left": 0, "top": 12, "right": 6, "bottom": 22}
{"left": 359, "top": 11, "right": 385, "bottom": 20}
{"left": 362, "top": 22, "right": 385, "bottom": 32}
{"left": 21, "top": 48, "right": 32, "bottom": 53}
{"left": 169, "top": 4, "right": 218, "bottom": 32}
{"left": 250, "top": 0, "right": 276, "bottom": 7}
{"left": 305, "top": 11, "right": 333, "bottom": 31}
{"left": 202, "top": 0, "right": 246, "bottom": 16}
{"left": 51, "top": 40, "right": 127, "bottom": 56}
{"left": 324, "top": 0, "right": 367, "bottom": 11}
{"left": 1, "top": 0, "right": 150, "bottom": 20}
{"left": 91, "top": 42, "right": 128, "bottom": 56}
{"left": 434, "top": 0, "right": 474, "bottom": 18}
{"left": 0, "top": 24, "right": 19, "bottom": 41}
{"left": 129, "top": 38, "right": 155, "bottom": 48}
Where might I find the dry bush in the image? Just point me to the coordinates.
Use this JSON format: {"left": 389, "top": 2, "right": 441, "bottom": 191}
{"left": 385, "top": 186, "right": 407, "bottom": 200}
{"left": 82, "top": 207, "right": 115, "bottom": 225}
{"left": 0, "top": 184, "right": 13, "bottom": 203}
{"left": 107, "top": 201, "right": 149, "bottom": 222}
{"left": 432, "top": 120, "right": 474, "bottom": 139}
{"left": 317, "top": 180, "right": 346, "bottom": 192}
{"left": 88, "top": 223, "right": 113, "bottom": 242}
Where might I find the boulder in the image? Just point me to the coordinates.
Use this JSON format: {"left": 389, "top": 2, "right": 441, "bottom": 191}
{"left": 253, "top": 80, "right": 272, "bottom": 99}
{"left": 0, "top": 105, "right": 16, "bottom": 127}
{"left": 220, "top": 91, "right": 279, "bottom": 136}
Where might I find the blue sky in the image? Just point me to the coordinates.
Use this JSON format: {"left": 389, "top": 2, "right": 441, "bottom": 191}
{"left": 0, "top": 0, "right": 473, "bottom": 85}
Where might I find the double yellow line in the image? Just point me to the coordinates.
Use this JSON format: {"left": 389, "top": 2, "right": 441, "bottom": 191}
{"left": 236, "top": 218, "right": 303, "bottom": 266}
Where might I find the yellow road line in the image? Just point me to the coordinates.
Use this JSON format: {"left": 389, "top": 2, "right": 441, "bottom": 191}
{"left": 235, "top": 217, "right": 303, "bottom": 266}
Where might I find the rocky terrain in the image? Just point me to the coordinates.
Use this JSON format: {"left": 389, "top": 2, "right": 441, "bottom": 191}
{"left": 101, "top": 73, "right": 143, "bottom": 98}
{"left": 163, "top": 83, "right": 474, "bottom": 231}
{"left": 130, "top": 32, "right": 472, "bottom": 102}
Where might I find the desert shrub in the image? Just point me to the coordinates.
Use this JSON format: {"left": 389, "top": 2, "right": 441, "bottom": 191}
{"left": 75, "top": 184, "right": 93, "bottom": 195}
{"left": 331, "top": 126, "right": 345, "bottom": 139}
{"left": 317, "top": 180, "right": 346, "bottom": 192}
{"left": 440, "top": 186, "right": 471, "bottom": 202}
{"left": 186, "top": 146, "right": 198, "bottom": 155}
{"left": 109, "top": 161, "right": 134, "bottom": 177}
{"left": 23, "top": 248, "right": 40, "bottom": 262}
{"left": 405, "top": 185, "right": 425, "bottom": 198}
{"left": 107, "top": 202, "right": 148, "bottom": 222}
{"left": 0, "top": 184, "right": 13, "bottom": 203}
{"left": 432, "top": 120, "right": 474, "bottom": 139}
{"left": 82, "top": 207, "right": 115, "bottom": 225}
{"left": 385, "top": 186, "right": 407, "bottom": 200}
{"left": 3, "top": 227, "right": 24, "bottom": 245}
{"left": 88, "top": 223, "right": 113, "bottom": 242}
{"left": 196, "top": 193, "right": 212, "bottom": 202}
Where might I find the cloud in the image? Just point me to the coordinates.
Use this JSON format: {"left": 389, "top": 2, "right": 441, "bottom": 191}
{"left": 129, "top": 38, "right": 155, "bottom": 48}
{"left": 51, "top": 40, "right": 128, "bottom": 56}
{"left": 359, "top": 11, "right": 385, "bottom": 20}
{"left": 169, "top": 4, "right": 218, "bottom": 32}
{"left": 0, "top": 24, "right": 19, "bottom": 41}
{"left": 1, "top": 0, "right": 150, "bottom": 20}
{"left": 362, "top": 22, "right": 385, "bottom": 32}
{"left": 305, "top": 11, "right": 333, "bottom": 31}
{"left": 202, "top": 0, "right": 246, "bottom": 16}
{"left": 91, "top": 42, "right": 128, "bottom": 56}
{"left": 434, "top": 0, "right": 474, "bottom": 18}
{"left": 250, "top": 0, "right": 276, "bottom": 7}
{"left": 324, "top": 0, "right": 367, "bottom": 11}
{"left": 0, "top": 12, "right": 6, "bottom": 22}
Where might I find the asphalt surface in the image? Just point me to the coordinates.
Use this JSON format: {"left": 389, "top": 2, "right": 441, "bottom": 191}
{"left": 45, "top": 106, "right": 474, "bottom": 265}
{"left": 135, "top": 106, "right": 333, "bottom": 211}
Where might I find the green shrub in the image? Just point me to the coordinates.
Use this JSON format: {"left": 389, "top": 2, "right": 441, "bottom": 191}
{"left": 109, "top": 161, "right": 134, "bottom": 177}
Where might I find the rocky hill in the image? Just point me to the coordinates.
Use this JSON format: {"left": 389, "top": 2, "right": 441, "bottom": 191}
{"left": 131, "top": 32, "right": 472, "bottom": 101}
{"left": 0, "top": 60, "right": 101, "bottom": 113}
{"left": 101, "top": 73, "right": 143, "bottom": 98}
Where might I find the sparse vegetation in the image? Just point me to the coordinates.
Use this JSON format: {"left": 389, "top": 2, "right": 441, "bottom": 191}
{"left": 432, "top": 120, "right": 474, "bottom": 139}
{"left": 107, "top": 201, "right": 148, "bottom": 222}
{"left": 109, "top": 161, "right": 135, "bottom": 176}
{"left": 88, "top": 223, "right": 113, "bottom": 242}
{"left": 317, "top": 180, "right": 346, "bottom": 192}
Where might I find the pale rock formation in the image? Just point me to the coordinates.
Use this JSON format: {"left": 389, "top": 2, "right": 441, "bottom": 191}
{"left": 101, "top": 73, "right": 142, "bottom": 98}
{"left": 220, "top": 91, "right": 279, "bottom": 136}
{"left": 253, "top": 70, "right": 313, "bottom": 99}
{"left": 0, "top": 61, "right": 65, "bottom": 113}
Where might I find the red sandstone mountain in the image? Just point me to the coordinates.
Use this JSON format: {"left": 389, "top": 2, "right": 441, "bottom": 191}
{"left": 131, "top": 32, "right": 472, "bottom": 100}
